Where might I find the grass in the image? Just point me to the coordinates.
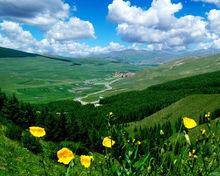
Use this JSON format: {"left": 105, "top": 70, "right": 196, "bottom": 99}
{"left": 0, "top": 56, "right": 143, "bottom": 103}
{"left": 128, "top": 94, "right": 220, "bottom": 132}
{"left": 1, "top": 48, "right": 220, "bottom": 104}
{"left": 0, "top": 124, "right": 65, "bottom": 176}
{"left": 0, "top": 94, "right": 220, "bottom": 175}
{"left": 0, "top": 121, "right": 114, "bottom": 176}
{"left": 84, "top": 54, "right": 220, "bottom": 101}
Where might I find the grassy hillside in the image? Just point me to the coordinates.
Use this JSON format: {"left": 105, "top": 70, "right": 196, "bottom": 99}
{"left": 128, "top": 94, "right": 220, "bottom": 132}
{"left": 0, "top": 72, "right": 220, "bottom": 175}
{"left": 99, "top": 70, "right": 220, "bottom": 123}
{"left": 84, "top": 54, "right": 220, "bottom": 101}
{"left": 1, "top": 94, "right": 220, "bottom": 175}
{"left": 0, "top": 47, "right": 37, "bottom": 58}
{"left": 0, "top": 124, "right": 65, "bottom": 176}
{"left": 0, "top": 54, "right": 143, "bottom": 103}
{"left": 0, "top": 46, "right": 220, "bottom": 104}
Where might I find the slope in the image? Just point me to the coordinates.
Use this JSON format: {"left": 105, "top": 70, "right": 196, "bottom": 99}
{"left": 84, "top": 54, "right": 220, "bottom": 101}
{"left": 0, "top": 47, "right": 37, "bottom": 58}
{"left": 0, "top": 124, "right": 65, "bottom": 176}
{"left": 0, "top": 50, "right": 143, "bottom": 103}
{"left": 128, "top": 94, "right": 220, "bottom": 131}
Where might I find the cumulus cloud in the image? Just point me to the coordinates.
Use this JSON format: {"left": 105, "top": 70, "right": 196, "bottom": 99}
{"left": 208, "top": 9, "right": 220, "bottom": 35}
{"left": 46, "top": 17, "right": 95, "bottom": 41}
{"left": 0, "top": 0, "right": 70, "bottom": 27}
{"left": 108, "top": 0, "right": 182, "bottom": 29}
{"left": 0, "top": 0, "right": 99, "bottom": 55}
{"left": 108, "top": 0, "right": 211, "bottom": 50}
{"left": 0, "top": 20, "right": 125, "bottom": 56}
{"left": 0, "top": 21, "right": 39, "bottom": 52}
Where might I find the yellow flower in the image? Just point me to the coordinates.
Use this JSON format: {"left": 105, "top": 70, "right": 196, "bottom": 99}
{"left": 102, "top": 137, "right": 115, "bottom": 148}
{"left": 80, "top": 155, "right": 94, "bottom": 168}
{"left": 205, "top": 112, "right": 211, "bottom": 120}
{"left": 189, "top": 149, "right": 197, "bottom": 159}
{"left": 57, "top": 148, "right": 75, "bottom": 165}
{"left": 183, "top": 117, "right": 197, "bottom": 129}
{"left": 29, "top": 126, "right": 46, "bottom": 137}
{"left": 136, "top": 141, "right": 141, "bottom": 145}
{"left": 200, "top": 128, "right": 206, "bottom": 135}
{"left": 108, "top": 112, "right": 113, "bottom": 119}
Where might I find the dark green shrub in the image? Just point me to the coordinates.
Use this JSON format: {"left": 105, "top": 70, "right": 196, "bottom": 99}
{"left": 5, "top": 124, "right": 23, "bottom": 141}
{"left": 21, "top": 132, "right": 42, "bottom": 154}
{"left": 213, "top": 109, "right": 220, "bottom": 119}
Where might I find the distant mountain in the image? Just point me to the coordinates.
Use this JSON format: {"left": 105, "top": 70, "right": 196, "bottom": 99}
{"left": 87, "top": 49, "right": 220, "bottom": 65}
{"left": 0, "top": 46, "right": 219, "bottom": 65}
{"left": 0, "top": 47, "right": 37, "bottom": 58}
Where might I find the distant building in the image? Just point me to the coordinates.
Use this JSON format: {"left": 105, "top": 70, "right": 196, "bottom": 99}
{"left": 113, "top": 72, "right": 135, "bottom": 78}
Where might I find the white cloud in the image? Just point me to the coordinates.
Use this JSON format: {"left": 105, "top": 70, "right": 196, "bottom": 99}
{"left": 46, "top": 17, "right": 95, "bottom": 41}
{"left": 208, "top": 9, "right": 220, "bottom": 35}
{"left": 0, "top": 0, "right": 70, "bottom": 27}
{"left": 42, "top": 41, "right": 126, "bottom": 56}
{"left": 108, "top": 0, "right": 220, "bottom": 50}
{"left": 108, "top": 0, "right": 182, "bottom": 29}
{"left": 0, "top": 20, "right": 126, "bottom": 56}
{"left": 0, "top": 21, "right": 38, "bottom": 52}
{"left": 193, "top": 0, "right": 220, "bottom": 6}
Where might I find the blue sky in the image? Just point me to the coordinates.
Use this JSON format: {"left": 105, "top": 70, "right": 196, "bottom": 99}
{"left": 0, "top": 0, "right": 219, "bottom": 56}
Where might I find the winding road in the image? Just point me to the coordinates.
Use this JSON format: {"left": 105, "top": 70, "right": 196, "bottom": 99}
{"left": 73, "top": 78, "right": 121, "bottom": 105}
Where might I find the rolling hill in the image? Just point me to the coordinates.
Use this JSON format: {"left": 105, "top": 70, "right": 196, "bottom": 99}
{"left": 0, "top": 47, "right": 37, "bottom": 58}
{"left": 0, "top": 47, "right": 145, "bottom": 103}
{"left": 87, "top": 48, "right": 220, "bottom": 65}
{"left": 128, "top": 94, "right": 220, "bottom": 132}
{"left": 0, "top": 46, "right": 220, "bottom": 175}
{"left": 84, "top": 54, "right": 220, "bottom": 101}
{"left": 0, "top": 123, "right": 65, "bottom": 176}
{"left": 0, "top": 46, "right": 220, "bottom": 104}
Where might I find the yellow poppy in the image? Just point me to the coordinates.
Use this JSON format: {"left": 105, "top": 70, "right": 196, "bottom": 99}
{"left": 57, "top": 148, "right": 75, "bottom": 165}
{"left": 102, "top": 137, "right": 115, "bottom": 148}
{"left": 189, "top": 149, "right": 197, "bottom": 159}
{"left": 29, "top": 126, "right": 46, "bottom": 137}
{"left": 183, "top": 117, "right": 197, "bottom": 129}
{"left": 109, "top": 112, "right": 113, "bottom": 116}
{"left": 80, "top": 155, "right": 94, "bottom": 168}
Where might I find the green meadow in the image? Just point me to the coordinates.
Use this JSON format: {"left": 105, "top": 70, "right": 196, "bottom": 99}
{"left": 0, "top": 47, "right": 220, "bottom": 175}
{"left": 0, "top": 56, "right": 143, "bottom": 103}
{"left": 84, "top": 54, "right": 220, "bottom": 101}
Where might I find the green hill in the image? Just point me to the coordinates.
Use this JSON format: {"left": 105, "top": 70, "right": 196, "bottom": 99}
{"left": 0, "top": 46, "right": 220, "bottom": 104}
{"left": 0, "top": 124, "right": 65, "bottom": 176}
{"left": 99, "top": 70, "right": 220, "bottom": 124}
{"left": 0, "top": 47, "right": 37, "bottom": 58}
{"left": 84, "top": 54, "right": 220, "bottom": 101}
{"left": 0, "top": 47, "right": 145, "bottom": 103}
{"left": 128, "top": 94, "right": 220, "bottom": 132}
{"left": 0, "top": 71, "right": 220, "bottom": 175}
